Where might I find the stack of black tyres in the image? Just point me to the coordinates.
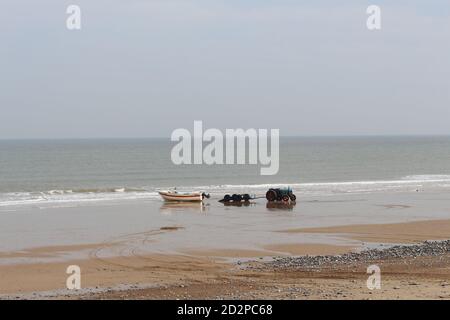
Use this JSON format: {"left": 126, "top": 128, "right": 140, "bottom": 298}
{"left": 223, "top": 194, "right": 251, "bottom": 202}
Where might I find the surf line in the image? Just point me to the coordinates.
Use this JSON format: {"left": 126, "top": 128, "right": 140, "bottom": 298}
{"left": 170, "top": 121, "right": 279, "bottom": 175}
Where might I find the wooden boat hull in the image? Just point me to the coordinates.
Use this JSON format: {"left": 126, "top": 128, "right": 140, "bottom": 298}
{"left": 158, "top": 191, "right": 203, "bottom": 202}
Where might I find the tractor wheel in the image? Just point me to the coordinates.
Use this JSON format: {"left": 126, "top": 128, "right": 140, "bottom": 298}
{"left": 266, "top": 190, "right": 277, "bottom": 202}
{"left": 223, "top": 194, "right": 231, "bottom": 202}
{"left": 243, "top": 194, "right": 251, "bottom": 202}
{"left": 282, "top": 195, "right": 290, "bottom": 202}
{"left": 289, "top": 194, "right": 297, "bottom": 201}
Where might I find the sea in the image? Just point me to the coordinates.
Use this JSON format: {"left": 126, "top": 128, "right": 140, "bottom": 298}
{"left": 1, "top": 136, "right": 450, "bottom": 209}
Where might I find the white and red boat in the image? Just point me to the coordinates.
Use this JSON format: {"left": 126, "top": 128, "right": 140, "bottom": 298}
{"left": 158, "top": 190, "right": 209, "bottom": 202}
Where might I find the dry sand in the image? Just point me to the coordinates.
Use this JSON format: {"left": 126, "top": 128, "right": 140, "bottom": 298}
{"left": 2, "top": 249, "right": 450, "bottom": 300}
{"left": 279, "top": 219, "right": 450, "bottom": 243}
{"left": 0, "top": 251, "right": 226, "bottom": 295}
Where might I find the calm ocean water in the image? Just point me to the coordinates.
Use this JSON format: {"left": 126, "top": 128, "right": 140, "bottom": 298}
{"left": 1, "top": 136, "right": 450, "bottom": 208}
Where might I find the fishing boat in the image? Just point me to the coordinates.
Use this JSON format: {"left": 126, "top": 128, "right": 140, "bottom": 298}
{"left": 158, "top": 190, "right": 210, "bottom": 202}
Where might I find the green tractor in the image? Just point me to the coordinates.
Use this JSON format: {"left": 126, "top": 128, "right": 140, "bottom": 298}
{"left": 265, "top": 187, "right": 296, "bottom": 202}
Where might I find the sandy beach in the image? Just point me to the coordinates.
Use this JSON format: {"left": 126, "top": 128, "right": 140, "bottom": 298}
{"left": 0, "top": 222, "right": 450, "bottom": 299}
{"left": 0, "top": 190, "right": 450, "bottom": 299}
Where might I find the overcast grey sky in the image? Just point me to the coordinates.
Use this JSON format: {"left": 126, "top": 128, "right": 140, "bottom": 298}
{"left": 1, "top": 0, "right": 449, "bottom": 139}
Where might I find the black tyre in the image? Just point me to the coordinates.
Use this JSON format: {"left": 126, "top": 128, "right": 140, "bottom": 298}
{"left": 282, "top": 195, "right": 290, "bottom": 202}
{"left": 266, "top": 190, "right": 277, "bottom": 202}
{"left": 223, "top": 194, "right": 231, "bottom": 202}
{"left": 289, "top": 194, "right": 296, "bottom": 201}
{"left": 243, "top": 194, "right": 251, "bottom": 202}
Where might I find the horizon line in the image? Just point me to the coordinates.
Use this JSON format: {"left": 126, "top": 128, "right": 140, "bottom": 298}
{"left": 1, "top": 134, "right": 450, "bottom": 141}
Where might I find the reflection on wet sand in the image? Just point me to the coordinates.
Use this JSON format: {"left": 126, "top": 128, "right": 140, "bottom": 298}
{"left": 159, "top": 202, "right": 206, "bottom": 213}
{"left": 221, "top": 201, "right": 255, "bottom": 208}
{"left": 266, "top": 201, "right": 296, "bottom": 211}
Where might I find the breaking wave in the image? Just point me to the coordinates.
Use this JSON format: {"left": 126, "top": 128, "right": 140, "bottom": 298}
{"left": 189, "top": 174, "right": 450, "bottom": 196}
{"left": 0, "top": 188, "right": 159, "bottom": 208}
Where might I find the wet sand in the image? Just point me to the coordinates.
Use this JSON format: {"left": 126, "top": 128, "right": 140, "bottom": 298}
{"left": 261, "top": 243, "right": 356, "bottom": 256}
{"left": 2, "top": 191, "right": 450, "bottom": 260}
{"left": 183, "top": 243, "right": 355, "bottom": 258}
{"left": 0, "top": 244, "right": 102, "bottom": 259}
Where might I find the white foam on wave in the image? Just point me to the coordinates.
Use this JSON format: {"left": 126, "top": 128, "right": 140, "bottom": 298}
{"left": 185, "top": 175, "right": 450, "bottom": 196}
{"left": 401, "top": 175, "right": 450, "bottom": 182}
{"left": 0, "top": 188, "right": 160, "bottom": 209}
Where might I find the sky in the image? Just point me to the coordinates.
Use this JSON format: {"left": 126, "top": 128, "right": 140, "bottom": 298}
{"left": 0, "top": 0, "right": 449, "bottom": 139}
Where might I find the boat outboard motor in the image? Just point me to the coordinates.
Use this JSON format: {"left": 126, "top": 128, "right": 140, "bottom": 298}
{"left": 202, "top": 192, "right": 210, "bottom": 199}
